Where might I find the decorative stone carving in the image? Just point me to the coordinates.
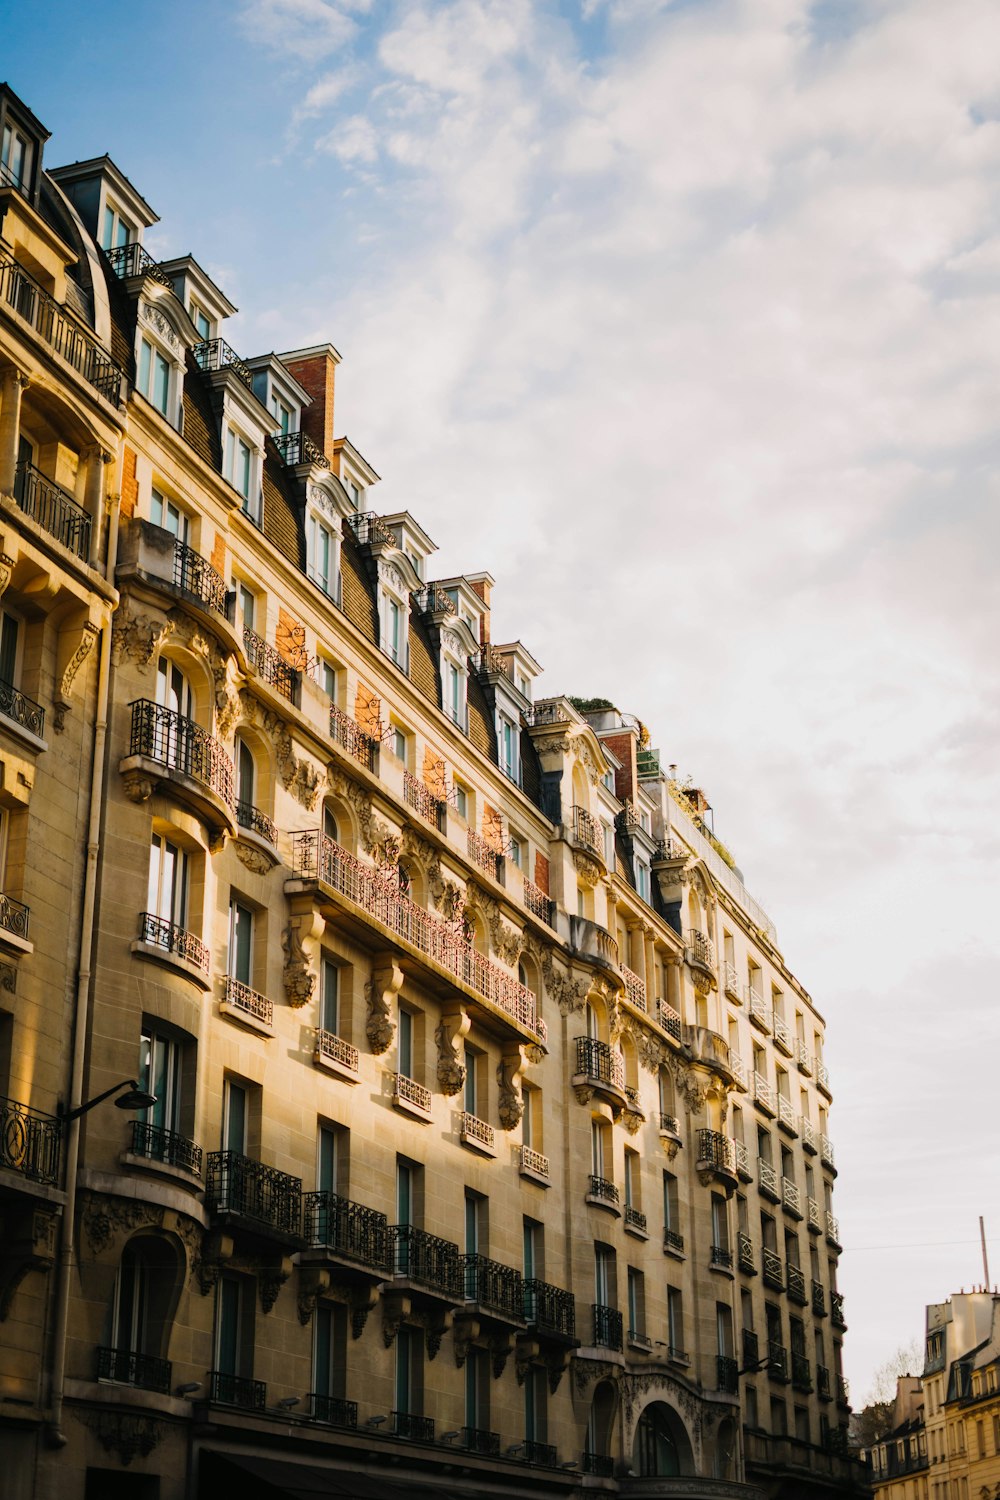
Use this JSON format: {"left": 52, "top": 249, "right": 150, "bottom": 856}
{"left": 76, "top": 1409, "right": 163, "bottom": 1466}
{"left": 258, "top": 1261, "right": 291, "bottom": 1313}
{"left": 572, "top": 849, "right": 602, "bottom": 888}
{"left": 435, "top": 1009, "right": 470, "bottom": 1096}
{"left": 0, "top": 554, "right": 13, "bottom": 598}
{"left": 0, "top": 963, "right": 15, "bottom": 994}
{"left": 453, "top": 1314, "right": 479, "bottom": 1368}
{"left": 469, "top": 887, "right": 523, "bottom": 968}
{"left": 622, "top": 1107, "right": 644, "bottom": 1136}
{"left": 120, "top": 769, "right": 154, "bottom": 804}
{"left": 297, "top": 1268, "right": 331, "bottom": 1325}
{"left": 281, "top": 908, "right": 322, "bottom": 1008}
{"left": 80, "top": 1193, "right": 155, "bottom": 1258}
{"left": 491, "top": 1334, "right": 513, "bottom": 1379}
{"left": 366, "top": 956, "right": 403, "bottom": 1055}
{"left": 111, "top": 599, "right": 163, "bottom": 669}
{"left": 541, "top": 951, "right": 587, "bottom": 1016}
{"left": 496, "top": 1050, "right": 525, "bottom": 1130}
{"left": 54, "top": 620, "right": 99, "bottom": 729}
{"left": 234, "top": 841, "right": 272, "bottom": 875}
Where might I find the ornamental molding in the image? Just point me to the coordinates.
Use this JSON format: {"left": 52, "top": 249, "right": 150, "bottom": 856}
{"left": 75, "top": 1408, "right": 164, "bottom": 1466}
{"left": 138, "top": 299, "right": 182, "bottom": 353}
{"left": 366, "top": 955, "right": 403, "bottom": 1055}
{"left": 572, "top": 849, "right": 602, "bottom": 889}
{"left": 496, "top": 1049, "right": 525, "bottom": 1130}
{"left": 234, "top": 841, "right": 272, "bottom": 875}
{"left": 467, "top": 885, "right": 522, "bottom": 967}
{"left": 326, "top": 765, "right": 394, "bottom": 855}
{"left": 435, "top": 1008, "right": 470, "bottom": 1096}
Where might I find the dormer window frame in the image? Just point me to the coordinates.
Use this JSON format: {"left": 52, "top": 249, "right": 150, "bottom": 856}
{"left": 247, "top": 355, "right": 310, "bottom": 447}
{"left": 224, "top": 419, "right": 262, "bottom": 524}
{"left": 102, "top": 198, "right": 136, "bottom": 251}
{"left": 160, "top": 256, "right": 237, "bottom": 347}
{"left": 135, "top": 300, "right": 188, "bottom": 430}
{"left": 380, "top": 577, "right": 409, "bottom": 672}
{"left": 305, "top": 486, "right": 343, "bottom": 604}
{"left": 0, "top": 88, "right": 48, "bottom": 206}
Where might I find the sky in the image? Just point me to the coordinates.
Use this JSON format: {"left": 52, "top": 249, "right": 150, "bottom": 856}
{"left": 7, "top": 0, "right": 1000, "bottom": 1404}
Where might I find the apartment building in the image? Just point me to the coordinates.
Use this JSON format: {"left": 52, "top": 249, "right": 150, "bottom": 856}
{"left": 0, "top": 83, "right": 867, "bottom": 1500}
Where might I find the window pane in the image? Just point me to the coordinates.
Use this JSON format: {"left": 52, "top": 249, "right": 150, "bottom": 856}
{"left": 138, "top": 338, "right": 151, "bottom": 397}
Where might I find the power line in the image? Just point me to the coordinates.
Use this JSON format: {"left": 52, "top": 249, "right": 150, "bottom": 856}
{"left": 844, "top": 1238, "right": 1000, "bottom": 1252}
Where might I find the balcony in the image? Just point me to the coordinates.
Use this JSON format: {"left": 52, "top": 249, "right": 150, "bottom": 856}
{"left": 0, "top": 246, "right": 125, "bottom": 403}
{"left": 696, "top": 1129, "right": 739, "bottom": 1191}
{"left": 792, "top": 1353, "right": 813, "bottom": 1392}
{"left": 388, "top": 1224, "right": 463, "bottom": 1300}
{"left": 236, "top": 801, "right": 277, "bottom": 846}
{"left": 128, "top": 1119, "right": 203, "bottom": 1178}
{"left": 742, "top": 1328, "right": 759, "bottom": 1367}
{"left": 831, "top": 1290, "right": 846, "bottom": 1329}
{"left": 404, "top": 769, "right": 445, "bottom": 829}
{"left": 0, "top": 675, "right": 44, "bottom": 742}
{"left": 302, "top": 1190, "right": 389, "bottom": 1277}
{"left": 592, "top": 1303, "right": 623, "bottom": 1353}
{"left": 758, "top": 1158, "right": 779, "bottom": 1202}
{"left": 171, "top": 536, "right": 228, "bottom": 615}
{"left": 773, "top": 1015, "right": 793, "bottom": 1056}
{"left": 204, "top": 1151, "right": 303, "bottom": 1243}
{"left": 625, "top": 1204, "right": 647, "bottom": 1235}
{"left": 96, "top": 1346, "right": 171, "bottom": 1393}
{"left": 523, "top": 1278, "right": 576, "bottom": 1342}
{"left": 0, "top": 1095, "right": 60, "bottom": 1186}
{"left": 801, "top": 1117, "right": 818, "bottom": 1153}
{"left": 820, "top": 1134, "right": 836, "bottom": 1171}
{"left": 570, "top": 804, "right": 602, "bottom": 859}
{"left": 722, "top": 960, "right": 741, "bottom": 1000}
{"left": 777, "top": 1096, "right": 797, "bottom": 1136}
{"left": 622, "top": 965, "right": 646, "bottom": 1012}
{"left": 519, "top": 1144, "right": 550, "bottom": 1183}
{"left": 461, "top": 1253, "right": 525, "bottom": 1324}
{"left": 125, "top": 699, "right": 236, "bottom": 836}
{"left": 812, "top": 1279, "right": 827, "bottom": 1317}
{"left": 807, "top": 1195, "right": 822, "bottom": 1234}
{"left": 192, "top": 337, "right": 253, "bottom": 389}
{"left": 753, "top": 1072, "right": 776, "bottom": 1116}
{"left": 393, "top": 1411, "right": 435, "bottom": 1442}
{"left": 748, "top": 990, "right": 772, "bottom": 1031}
{"left": 290, "top": 832, "right": 540, "bottom": 1038}
{"left": 582, "top": 1452, "right": 615, "bottom": 1478}
{"left": 796, "top": 1039, "right": 813, "bottom": 1074}
{"left": 573, "top": 1036, "right": 627, "bottom": 1110}
{"left": 461, "top": 1427, "right": 500, "bottom": 1456}
{"left": 392, "top": 1072, "right": 432, "bottom": 1121}
{"left": 826, "top": 1213, "right": 842, "bottom": 1250}
{"left": 737, "top": 1231, "right": 756, "bottom": 1275}
{"left": 329, "top": 704, "right": 377, "bottom": 771}
{"left": 836, "top": 1374, "right": 850, "bottom": 1407}
{"left": 816, "top": 1059, "right": 832, "bottom": 1096}
{"left": 523, "top": 1440, "right": 557, "bottom": 1468}
{"left": 522, "top": 877, "right": 550, "bottom": 923}
{"left": 628, "top": 1327, "right": 653, "bottom": 1353}
{"left": 684, "top": 927, "right": 716, "bottom": 982}
{"left": 346, "top": 511, "right": 396, "bottom": 549}
{"left": 105, "top": 242, "right": 171, "bottom": 286}
{"left": 729, "top": 1050, "right": 748, "bottom": 1090}
{"left": 466, "top": 828, "right": 503, "bottom": 881}
{"left": 308, "top": 1394, "right": 357, "bottom": 1427}
{"left": 787, "top": 1265, "right": 807, "bottom": 1305}
{"left": 782, "top": 1177, "right": 802, "bottom": 1219}
{"left": 208, "top": 1371, "right": 266, "bottom": 1410}
{"left": 710, "top": 1243, "right": 734, "bottom": 1271}
{"left": 273, "top": 430, "right": 330, "bottom": 469}
{"left": 243, "top": 626, "right": 298, "bottom": 702}
{"left": 664, "top": 1227, "right": 684, "bottom": 1256}
{"left": 717, "top": 1355, "right": 739, "bottom": 1394}
{"left": 657, "top": 1001, "right": 682, "bottom": 1042}
{"left": 220, "top": 976, "right": 273, "bottom": 1036}
{"left": 761, "top": 1248, "right": 784, "bottom": 1291}
{"left": 817, "top": 1364, "right": 832, "bottom": 1400}
{"left": 734, "top": 1139, "right": 751, "bottom": 1180}
{"left": 135, "top": 912, "right": 209, "bottom": 976}
{"left": 658, "top": 1112, "right": 681, "bottom": 1141}
{"left": 460, "top": 1111, "right": 495, "bottom": 1156}
{"left": 0, "top": 892, "right": 30, "bottom": 944}
{"left": 685, "top": 1026, "right": 739, "bottom": 1087}
{"left": 767, "top": 1340, "right": 788, "bottom": 1382}
{"left": 314, "top": 1030, "right": 360, "bottom": 1082}
{"left": 586, "top": 1173, "right": 621, "bottom": 1214}
{"left": 13, "top": 460, "right": 91, "bottom": 562}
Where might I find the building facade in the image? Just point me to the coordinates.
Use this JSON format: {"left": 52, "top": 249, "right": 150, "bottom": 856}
{"left": 0, "top": 84, "right": 867, "bottom": 1500}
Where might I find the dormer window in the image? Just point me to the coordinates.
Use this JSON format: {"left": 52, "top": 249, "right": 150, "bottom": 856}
{"left": 444, "top": 659, "right": 467, "bottom": 731}
{"left": 271, "top": 393, "right": 293, "bottom": 436}
{"left": 138, "top": 336, "right": 170, "bottom": 415}
{"left": 384, "top": 595, "right": 405, "bottom": 667}
{"left": 190, "top": 302, "right": 211, "bottom": 341}
{"left": 224, "top": 425, "right": 260, "bottom": 522}
{"left": 500, "top": 714, "right": 519, "bottom": 784}
{"left": 101, "top": 200, "right": 135, "bottom": 250}
{"left": 1, "top": 123, "right": 31, "bottom": 196}
{"left": 307, "top": 507, "right": 340, "bottom": 602}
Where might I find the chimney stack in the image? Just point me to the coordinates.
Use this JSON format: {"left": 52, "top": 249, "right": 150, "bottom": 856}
{"left": 279, "top": 343, "right": 342, "bottom": 465}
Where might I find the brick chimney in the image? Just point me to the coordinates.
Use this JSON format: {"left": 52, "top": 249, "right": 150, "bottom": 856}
{"left": 466, "top": 571, "right": 494, "bottom": 645}
{"left": 279, "top": 343, "right": 342, "bottom": 464}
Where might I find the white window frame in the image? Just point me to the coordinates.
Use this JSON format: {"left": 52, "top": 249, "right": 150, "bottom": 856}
{"left": 101, "top": 198, "right": 134, "bottom": 250}
{"left": 137, "top": 335, "right": 172, "bottom": 417}
{"left": 1, "top": 123, "right": 31, "bottom": 195}
{"left": 307, "top": 510, "right": 339, "bottom": 600}
{"left": 224, "top": 425, "right": 260, "bottom": 522}
{"left": 500, "top": 714, "right": 519, "bottom": 783}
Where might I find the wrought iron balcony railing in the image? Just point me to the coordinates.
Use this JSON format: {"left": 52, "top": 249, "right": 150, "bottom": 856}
{"left": 792, "top": 1353, "right": 813, "bottom": 1391}
{"left": 13, "top": 460, "right": 91, "bottom": 561}
{"left": 762, "top": 1248, "right": 784, "bottom": 1290}
{"left": 314, "top": 1029, "right": 359, "bottom": 1075}
{"left": 303, "top": 1190, "right": 388, "bottom": 1269}
{"left": 743, "top": 1328, "right": 759, "bottom": 1366}
{"left": 208, "top": 1370, "right": 266, "bottom": 1410}
{"left": 461, "top": 1253, "right": 524, "bottom": 1319}
{"left": 393, "top": 1073, "right": 432, "bottom": 1114}
{"left": 587, "top": 1173, "right": 620, "bottom": 1207}
{"left": 737, "top": 1231, "right": 755, "bottom": 1275}
{"left": 524, "top": 1439, "right": 558, "bottom": 1467}
{"left": 659, "top": 1112, "right": 680, "bottom": 1136}
{"left": 129, "top": 699, "right": 236, "bottom": 810}
{"left": 460, "top": 1111, "right": 494, "bottom": 1151}
{"left": 192, "top": 337, "right": 253, "bottom": 389}
{"left": 0, "top": 1095, "right": 60, "bottom": 1184}
{"left": 570, "top": 804, "right": 602, "bottom": 857}
{"left": 243, "top": 626, "right": 298, "bottom": 701}
{"left": 519, "top": 1144, "right": 549, "bottom": 1178}
{"left": 291, "top": 832, "right": 539, "bottom": 1033}
{"left": 697, "top": 1129, "right": 738, "bottom": 1177}
{"left": 467, "top": 827, "right": 503, "bottom": 880}
{"left": 574, "top": 1036, "right": 625, "bottom": 1091}
{"left": 767, "top": 1341, "right": 788, "bottom": 1382}
{"left": 308, "top": 1393, "right": 357, "bottom": 1426}
{"left": 96, "top": 1346, "right": 171, "bottom": 1392}
{"left": 404, "top": 769, "right": 445, "bottom": 826}
{"left": 812, "top": 1279, "right": 827, "bottom": 1317}
{"left": 236, "top": 800, "right": 277, "bottom": 845}
{"left": 523, "top": 1278, "right": 576, "bottom": 1338}
{"left": 392, "top": 1410, "right": 435, "bottom": 1441}
{"left": 657, "top": 1001, "right": 682, "bottom": 1042}
{"left": 0, "top": 891, "right": 30, "bottom": 940}
{"left": 664, "top": 1227, "right": 685, "bottom": 1254}
{"left": 222, "top": 975, "right": 273, "bottom": 1028}
{"left": 817, "top": 1364, "right": 832, "bottom": 1400}
{"left": 346, "top": 511, "right": 396, "bottom": 548}
{"left": 0, "top": 674, "right": 45, "bottom": 738}
{"left": 171, "top": 537, "right": 228, "bottom": 615}
{"left": 831, "top": 1290, "right": 846, "bottom": 1328}
{"left": 461, "top": 1426, "right": 500, "bottom": 1455}
{"left": 787, "top": 1265, "right": 807, "bottom": 1304}
{"left": 0, "top": 247, "right": 125, "bottom": 403}
{"left": 414, "top": 584, "right": 457, "bottom": 617}
{"left": 625, "top": 1204, "right": 647, "bottom": 1233}
{"left": 129, "top": 1119, "right": 203, "bottom": 1177}
{"left": 685, "top": 927, "right": 716, "bottom": 972}
{"left": 204, "top": 1151, "right": 303, "bottom": 1237}
{"left": 836, "top": 1374, "right": 850, "bottom": 1405}
{"left": 137, "top": 911, "right": 209, "bottom": 972}
{"left": 710, "top": 1243, "right": 733, "bottom": 1270}
{"left": 582, "top": 1451, "right": 615, "bottom": 1477}
{"left": 717, "top": 1354, "right": 739, "bottom": 1393}
{"left": 105, "top": 243, "right": 172, "bottom": 286}
{"left": 592, "top": 1303, "right": 623, "bottom": 1351}
{"left": 329, "top": 704, "right": 377, "bottom": 770}
{"left": 621, "top": 965, "right": 646, "bottom": 1011}
{"left": 273, "top": 430, "right": 330, "bottom": 469}
{"left": 0, "top": 157, "right": 28, "bottom": 196}
{"left": 389, "top": 1224, "right": 462, "bottom": 1296}
{"left": 521, "top": 877, "right": 550, "bottom": 923}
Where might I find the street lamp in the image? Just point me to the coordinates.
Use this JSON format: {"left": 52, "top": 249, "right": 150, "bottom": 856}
{"left": 57, "top": 1078, "right": 157, "bottom": 1125}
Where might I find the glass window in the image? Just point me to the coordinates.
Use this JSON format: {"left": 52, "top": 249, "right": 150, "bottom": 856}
{"left": 398, "top": 1007, "right": 413, "bottom": 1079}
{"left": 147, "top": 834, "right": 188, "bottom": 927}
{"left": 1, "top": 124, "right": 30, "bottom": 192}
{"left": 139, "top": 1028, "right": 182, "bottom": 1132}
{"left": 0, "top": 610, "right": 19, "bottom": 687}
{"left": 138, "top": 338, "right": 170, "bottom": 415}
{"left": 320, "top": 957, "right": 339, "bottom": 1034}
{"left": 455, "top": 784, "right": 468, "bottom": 820}
{"left": 229, "top": 901, "right": 254, "bottom": 986}
{"left": 150, "top": 488, "right": 188, "bottom": 541}
{"left": 191, "top": 304, "right": 211, "bottom": 340}
{"left": 318, "top": 1123, "right": 338, "bottom": 1193}
{"left": 215, "top": 1274, "right": 250, "bottom": 1377}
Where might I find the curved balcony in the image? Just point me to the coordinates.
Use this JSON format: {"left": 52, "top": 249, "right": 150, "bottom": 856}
{"left": 13, "top": 459, "right": 91, "bottom": 562}
{"left": 134, "top": 912, "right": 210, "bottom": 987}
{"left": 0, "top": 675, "right": 45, "bottom": 741}
{"left": 684, "top": 1025, "right": 739, "bottom": 1087}
{"left": 695, "top": 1129, "right": 739, "bottom": 1192}
{"left": 585, "top": 1173, "right": 621, "bottom": 1215}
{"left": 573, "top": 1036, "right": 627, "bottom": 1111}
{"left": 243, "top": 626, "right": 298, "bottom": 703}
{"left": 123, "top": 699, "right": 236, "bottom": 841}
{"left": 128, "top": 1120, "right": 203, "bottom": 1179}
{"left": 569, "top": 804, "right": 603, "bottom": 859}
{"left": 684, "top": 927, "right": 716, "bottom": 985}
{"left": 0, "top": 1095, "right": 60, "bottom": 1186}
{"left": 236, "top": 800, "right": 277, "bottom": 847}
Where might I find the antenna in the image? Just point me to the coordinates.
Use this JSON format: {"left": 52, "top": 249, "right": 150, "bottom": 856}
{"left": 981, "top": 1217, "right": 991, "bottom": 1288}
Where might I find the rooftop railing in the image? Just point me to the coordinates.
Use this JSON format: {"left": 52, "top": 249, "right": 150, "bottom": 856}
{"left": 0, "top": 1095, "right": 60, "bottom": 1184}
{"left": 243, "top": 626, "right": 298, "bottom": 702}
{"left": 137, "top": 911, "right": 209, "bottom": 973}
{"left": 272, "top": 430, "right": 330, "bottom": 469}
{"left": 13, "top": 460, "right": 91, "bottom": 561}
{"left": 0, "top": 247, "right": 125, "bottom": 403}
{"left": 192, "top": 337, "right": 253, "bottom": 389}
{"left": 292, "top": 831, "right": 538, "bottom": 1032}
{"left": 303, "top": 1189, "right": 388, "bottom": 1270}
{"left": 204, "top": 1151, "right": 302, "bottom": 1237}
{"left": 129, "top": 699, "right": 235, "bottom": 810}
{"left": 414, "top": 584, "right": 456, "bottom": 616}
{"left": 666, "top": 790, "right": 776, "bottom": 941}
{"left": 105, "top": 242, "right": 172, "bottom": 286}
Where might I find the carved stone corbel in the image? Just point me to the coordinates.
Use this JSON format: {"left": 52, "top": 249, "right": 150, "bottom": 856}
{"left": 515, "top": 1335, "right": 540, "bottom": 1386}
{"left": 282, "top": 899, "right": 325, "bottom": 1008}
{"left": 382, "top": 1289, "right": 411, "bottom": 1347}
{"left": 297, "top": 1268, "right": 331, "bottom": 1324}
{"left": 453, "top": 1313, "right": 480, "bottom": 1368}
{"left": 350, "top": 1286, "right": 378, "bottom": 1339}
{"left": 196, "top": 1230, "right": 234, "bottom": 1295}
{"left": 52, "top": 618, "right": 100, "bottom": 730}
{"left": 366, "top": 954, "right": 403, "bottom": 1054}
{"left": 121, "top": 769, "right": 154, "bottom": 804}
{"left": 497, "top": 1049, "right": 526, "bottom": 1130}
{"left": 426, "top": 1309, "right": 453, "bottom": 1361}
{"left": 546, "top": 1347, "right": 571, "bottom": 1393}
{"left": 435, "top": 1006, "right": 470, "bottom": 1095}
{"left": 491, "top": 1333, "right": 514, "bottom": 1379}
{"left": 259, "top": 1259, "right": 292, "bottom": 1313}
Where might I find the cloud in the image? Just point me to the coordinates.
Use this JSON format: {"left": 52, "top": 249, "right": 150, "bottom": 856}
{"left": 237, "top": 0, "right": 360, "bottom": 59}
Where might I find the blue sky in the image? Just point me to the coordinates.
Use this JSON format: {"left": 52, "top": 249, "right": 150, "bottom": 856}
{"left": 7, "top": 0, "right": 1000, "bottom": 1402}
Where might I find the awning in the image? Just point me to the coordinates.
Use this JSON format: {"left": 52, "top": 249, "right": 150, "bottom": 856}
{"left": 199, "top": 1450, "right": 494, "bottom": 1500}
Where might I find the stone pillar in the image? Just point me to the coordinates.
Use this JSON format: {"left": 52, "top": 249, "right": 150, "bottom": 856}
{"left": 0, "top": 368, "right": 29, "bottom": 496}
{"left": 84, "top": 445, "right": 112, "bottom": 568}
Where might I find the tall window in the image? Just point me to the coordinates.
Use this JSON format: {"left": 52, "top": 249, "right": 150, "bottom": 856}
{"left": 395, "top": 1325, "right": 420, "bottom": 1416}
{"left": 663, "top": 1172, "right": 680, "bottom": 1242}
{"left": 500, "top": 715, "right": 518, "bottom": 781}
{"left": 522, "top": 1085, "right": 541, "bottom": 1151}
{"left": 225, "top": 427, "right": 257, "bottom": 519}
{"left": 101, "top": 199, "right": 133, "bottom": 249}
{"left": 627, "top": 1267, "right": 644, "bottom": 1339}
{"left": 138, "top": 1028, "right": 182, "bottom": 1135}
{"left": 229, "top": 900, "right": 254, "bottom": 986}
{"left": 155, "top": 657, "right": 193, "bottom": 718}
{"left": 236, "top": 738, "right": 255, "bottom": 814}
{"left": 523, "top": 1218, "right": 541, "bottom": 1280}
{"left": 317, "top": 1123, "right": 343, "bottom": 1193}
{"left": 320, "top": 957, "right": 339, "bottom": 1036}
{"left": 667, "top": 1286, "right": 684, "bottom": 1354}
{"left": 150, "top": 488, "right": 188, "bottom": 541}
{"left": 308, "top": 513, "right": 335, "bottom": 596}
{"left": 111, "top": 1240, "right": 151, "bottom": 1356}
{"left": 465, "top": 1348, "right": 488, "bottom": 1434}
{"left": 313, "top": 1303, "right": 347, "bottom": 1403}
{"left": 594, "top": 1243, "right": 614, "bottom": 1308}
{"left": 524, "top": 1366, "right": 545, "bottom": 1442}
{"left": 0, "top": 610, "right": 20, "bottom": 690}
{"left": 215, "top": 1274, "right": 252, "bottom": 1380}
{"left": 147, "top": 834, "right": 188, "bottom": 928}
{"left": 223, "top": 1079, "right": 248, "bottom": 1154}
{"left": 1, "top": 122, "right": 30, "bottom": 193}
{"left": 191, "top": 303, "right": 211, "bottom": 340}
{"left": 398, "top": 1007, "right": 414, "bottom": 1080}
{"left": 138, "top": 338, "right": 170, "bottom": 416}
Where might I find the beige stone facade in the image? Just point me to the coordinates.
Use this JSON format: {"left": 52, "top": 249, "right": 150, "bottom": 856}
{"left": 0, "top": 84, "right": 867, "bottom": 1500}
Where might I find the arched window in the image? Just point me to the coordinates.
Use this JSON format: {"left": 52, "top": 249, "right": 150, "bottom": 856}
{"left": 105, "top": 1236, "right": 182, "bottom": 1387}
{"left": 236, "top": 737, "right": 254, "bottom": 808}
{"left": 633, "top": 1402, "right": 692, "bottom": 1477}
{"left": 322, "top": 803, "right": 339, "bottom": 844}
{"left": 156, "top": 657, "right": 193, "bottom": 719}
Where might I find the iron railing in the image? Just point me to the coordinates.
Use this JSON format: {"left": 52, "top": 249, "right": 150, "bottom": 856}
{"left": 658, "top": 1002, "right": 682, "bottom": 1041}
{"left": 758, "top": 1158, "right": 779, "bottom": 1199}
{"left": 208, "top": 1370, "right": 266, "bottom": 1409}
{"left": 748, "top": 989, "right": 772, "bottom": 1030}
{"left": 697, "top": 1129, "right": 738, "bottom": 1177}
{"left": 722, "top": 960, "right": 741, "bottom": 998}
{"left": 782, "top": 1177, "right": 802, "bottom": 1217}
{"left": 462, "top": 1427, "right": 500, "bottom": 1455}
{"left": 570, "top": 804, "right": 602, "bottom": 857}
{"left": 821, "top": 1134, "right": 836, "bottom": 1169}
{"left": 0, "top": 1095, "right": 60, "bottom": 1184}
{"left": 236, "top": 801, "right": 277, "bottom": 844}
{"left": 625, "top": 1204, "right": 647, "bottom": 1233}
{"left": 710, "top": 1243, "right": 733, "bottom": 1270}
{"left": 754, "top": 1073, "right": 776, "bottom": 1115}
{"left": 524, "top": 1440, "right": 557, "bottom": 1466}
{"left": 204, "top": 1151, "right": 302, "bottom": 1237}
{"left": 222, "top": 976, "right": 273, "bottom": 1028}
{"left": 523, "top": 1279, "right": 575, "bottom": 1338}
{"left": 467, "top": 828, "right": 503, "bottom": 880}
{"left": 171, "top": 538, "right": 228, "bottom": 614}
{"left": 768, "top": 1341, "right": 788, "bottom": 1381}
{"left": 801, "top": 1117, "right": 818, "bottom": 1153}
{"left": 717, "top": 1355, "right": 739, "bottom": 1394}
{"left": 308, "top": 1393, "right": 357, "bottom": 1426}
{"left": 388, "top": 1224, "right": 462, "bottom": 1296}
{"left": 519, "top": 1145, "right": 549, "bottom": 1178}
{"left": 0, "top": 247, "right": 124, "bottom": 402}
{"left": 621, "top": 965, "right": 646, "bottom": 1011}
{"left": 773, "top": 1015, "right": 793, "bottom": 1054}
{"left": 807, "top": 1196, "right": 822, "bottom": 1233}
{"left": 393, "top": 1073, "right": 431, "bottom": 1113}
{"left": 836, "top": 1374, "right": 850, "bottom": 1405}
{"left": 461, "top": 1253, "right": 524, "bottom": 1319}
{"left": 762, "top": 1248, "right": 784, "bottom": 1291}
{"left": 303, "top": 1190, "right": 388, "bottom": 1269}
{"left": 592, "top": 1303, "right": 623, "bottom": 1351}
{"left": 659, "top": 1112, "right": 680, "bottom": 1135}
{"left": 392, "top": 1410, "right": 435, "bottom": 1441}
{"left": 273, "top": 431, "right": 329, "bottom": 469}
{"left": 460, "top": 1112, "right": 494, "bottom": 1151}
{"left": 291, "top": 831, "right": 538, "bottom": 1032}
{"left": 105, "top": 243, "right": 172, "bottom": 286}
{"left": 404, "top": 769, "right": 444, "bottom": 826}
{"left": 797, "top": 1039, "right": 813, "bottom": 1074}
{"left": 787, "top": 1265, "right": 807, "bottom": 1304}
{"left": 0, "top": 891, "right": 30, "bottom": 940}
{"left": 0, "top": 674, "right": 44, "bottom": 738}
{"left": 129, "top": 699, "right": 235, "bottom": 809}
{"left": 587, "top": 1173, "right": 619, "bottom": 1207}
{"left": 96, "top": 1346, "right": 172, "bottom": 1392}
{"left": 826, "top": 1213, "right": 842, "bottom": 1248}
{"left": 812, "top": 1279, "right": 827, "bottom": 1317}
{"left": 816, "top": 1059, "right": 832, "bottom": 1095}
{"left": 192, "top": 338, "right": 253, "bottom": 388}
{"left": 346, "top": 511, "right": 396, "bottom": 548}
{"left": 831, "top": 1290, "right": 846, "bottom": 1328}
{"left": 582, "top": 1451, "right": 615, "bottom": 1477}
{"left": 243, "top": 627, "right": 297, "bottom": 701}
{"left": 14, "top": 460, "right": 91, "bottom": 560}
{"left": 137, "top": 911, "right": 209, "bottom": 972}
{"left": 329, "top": 704, "right": 377, "bottom": 770}
{"left": 129, "top": 1119, "right": 203, "bottom": 1176}
{"left": 0, "top": 158, "right": 29, "bottom": 197}
{"left": 737, "top": 1231, "right": 755, "bottom": 1275}
{"left": 522, "top": 878, "right": 550, "bottom": 922}
{"left": 777, "top": 1096, "right": 797, "bottom": 1136}
{"left": 574, "top": 1036, "right": 625, "bottom": 1091}
{"left": 413, "top": 585, "right": 456, "bottom": 616}
{"left": 792, "top": 1353, "right": 813, "bottom": 1391}
{"left": 685, "top": 927, "right": 716, "bottom": 972}
{"left": 734, "top": 1139, "right": 750, "bottom": 1178}
{"left": 817, "top": 1365, "right": 832, "bottom": 1400}
{"left": 315, "top": 1030, "right": 359, "bottom": 1074}
{"left": 664, "top": 1228, "right": 685, "bottom": 1254}
{"left": 730, "top": 1050, "right": 748, "bottom": 1089}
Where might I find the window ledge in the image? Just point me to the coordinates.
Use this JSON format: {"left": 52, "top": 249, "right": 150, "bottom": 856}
{"left": 219, "top": 997, "right": 274, "bottom": 1038}
{"left": 121, "top": 1151, "right": 203, "bottom": 1192}
{"left": 709, "top": 1262, "right": 735, "bottom": 1281}
{"left": 0, "top": 927, "right": 32, "bottom": 958}
{"left": 624, "top": 1221, "right": 649, "bottom": 1242}
{"left": 234, "top": 825, "right": 280, "bottom": 870}
{"left": 519, "top": 1164, "right": 551, "bottom": 1188}
{"left": 663, "top": 1242, "right": 686, "bottom": 1262}
{"left": 313, "top": 1047, "right": 360, "bottom": 1084}
{"left": 627, "top": 1334, "right": 653, "bottom": 1355}
{"left": 130, "top": 939, "right": 212, "bottom": 992}
{"left": 584, "top": 1192, "right": 622, "bottom": 1219}
{"left": 392, "top": 1091, "right": 433, "bottom": 1124}
{"left": 460, "top": 1129, "right": 497, "bottom": 1158}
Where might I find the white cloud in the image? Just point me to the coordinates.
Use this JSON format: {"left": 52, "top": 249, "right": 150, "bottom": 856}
{"left": 237, "top": 0, "right": 359, "bottom": 58}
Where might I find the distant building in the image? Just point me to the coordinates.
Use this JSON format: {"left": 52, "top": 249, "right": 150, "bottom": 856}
{"left": 0, "top": 81, "right": 866, "bottom": 1500}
